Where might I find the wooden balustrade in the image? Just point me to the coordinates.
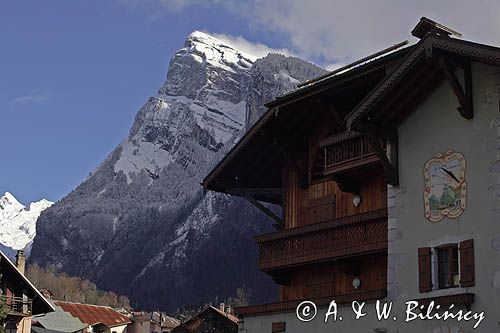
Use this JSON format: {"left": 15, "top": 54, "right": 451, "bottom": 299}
{"left": 319, "top": 132, "right": 385, "bottom": 175}
{"left": 1, "top": 296, "right": 33, "bottom": 315}
{"left": 235, "top": 290, "right": 387, "bottom": 317}
{"left": 256, "top": 209, "right": 387, "bottom": 271}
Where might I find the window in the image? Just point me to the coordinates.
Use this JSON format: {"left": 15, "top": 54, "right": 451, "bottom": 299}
{"left": 437, "top": 244, "right": 459, "bottom": 289}
{"left": 418, "top": 239, "right": 474, "bottom": 293}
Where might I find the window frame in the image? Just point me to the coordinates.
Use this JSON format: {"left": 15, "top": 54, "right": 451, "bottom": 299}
{"left": 434, "top": 243, "right": 460, "bottom": 290}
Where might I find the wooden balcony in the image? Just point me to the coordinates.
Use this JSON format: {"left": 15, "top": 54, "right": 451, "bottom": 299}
{"left": 235, "top": 290, "right": 387, "bottom": 317}
{"left": 2, "top": 296, "right": 33, "bottom": 316}
{"left": 256, "top": 209, "right": 387, "bottom": 272}
{"left": 319, "top": 132, "right": 385, "bottom": 176}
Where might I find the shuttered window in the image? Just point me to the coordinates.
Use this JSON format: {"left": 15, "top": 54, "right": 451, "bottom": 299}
{"left": 418, "top": 247, "right": 432, "bottom": 292}
{"left": 459, "top": 239, "right": 475, "bottom": 287}
{"left": 418, "top": 239, "right": 475, "bottom": 293}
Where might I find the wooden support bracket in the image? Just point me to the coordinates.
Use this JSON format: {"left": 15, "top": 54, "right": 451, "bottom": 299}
{"left": 328, "top": 105, "right": 346, "bottom": 131}
{"left": 366, "top": 131, "right": 399, "bottom": 186}
{"left": 330, "top": 175, "right": 360, "bottom": 194}
{"left": 437, "top": 56, "right": 473, "bottom": 119}
{"left": 238, "top": 190, "right": 284, "bottom": 229}
{"left": 274, "top": 140, "right": 308, "bottom": 189}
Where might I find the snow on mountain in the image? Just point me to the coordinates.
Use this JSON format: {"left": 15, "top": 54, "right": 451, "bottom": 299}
{"left": 0, "top": 192, "right": 53, "bottom": 251}
{"left": 30, "top": 31, "right": 326, "bottom": 311}
{"left": 114, "top": 31, "right": 255, "bottom": 184}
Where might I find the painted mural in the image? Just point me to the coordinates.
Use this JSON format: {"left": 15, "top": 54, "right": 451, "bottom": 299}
{"left": 423, "top": 150, "right": 466, "bottom": 222}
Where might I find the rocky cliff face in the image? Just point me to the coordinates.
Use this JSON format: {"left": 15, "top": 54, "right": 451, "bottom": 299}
{"left": 29, "top": 32, "right": 326, "bottom": 311}
{"left": 246, "top": 53, "right": 328, "bottom": 128}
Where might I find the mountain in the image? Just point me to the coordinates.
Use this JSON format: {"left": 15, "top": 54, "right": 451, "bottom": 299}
{"left": 29, "top": 31, "right": 326, "bottom": 311}
{"left": 0, "top": 192, "right": 53, "bottom": 257}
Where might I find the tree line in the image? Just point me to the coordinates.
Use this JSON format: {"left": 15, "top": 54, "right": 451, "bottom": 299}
{"left": 26, "top": 264, "right": 130, "bottom": 308}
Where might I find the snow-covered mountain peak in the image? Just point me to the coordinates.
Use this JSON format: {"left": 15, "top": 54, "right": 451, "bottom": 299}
{"left": 116, "top": 31, "right": 256, "bottom": 183}
{"left": 29, "top": 31, "right": 327, "bottom": 311}
{"left": 0, "top": 192, "right": 53, "bottom": 250}
{"left": 185, "top": 31, "right": 258, "bottom": 66}
{"left": 0, "top": 192, "right": 24, "bottom": 212}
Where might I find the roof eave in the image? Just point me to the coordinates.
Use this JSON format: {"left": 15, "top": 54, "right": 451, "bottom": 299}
{"left": 0, "top": 250, "right": 56, "bottom": 314}
{"left": 347, "top": 35, "right": 500, "bottom": 129}
{"left": 265, "top": 46, "right": 414, "bottom": 109}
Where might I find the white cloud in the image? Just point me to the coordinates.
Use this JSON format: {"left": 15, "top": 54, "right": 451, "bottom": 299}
{"left": 10, "top": 92, "right": 52, "bottom": 106}
{"left": 119, "top": 0, "right": 500, "bottom": 67}
{"left": 256, "top": 1, "right": 500, "bottom": 62}
{"left": 209, "top": 32, "right": 295, "bottom": 59}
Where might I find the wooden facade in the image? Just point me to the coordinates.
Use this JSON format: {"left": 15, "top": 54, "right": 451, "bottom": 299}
{"left": 259, "top": 127, "right": 389, "bottom": 307}
{"left": 201, "top": 37, "right": 409, "bottom": 318}
{"left": 283, "top": 167, "right": 387, "bottom": 228}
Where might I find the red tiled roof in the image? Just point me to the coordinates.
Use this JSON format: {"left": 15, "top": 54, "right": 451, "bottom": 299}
{"left": 54, "top": 301, "right": 132, "bottom": 328}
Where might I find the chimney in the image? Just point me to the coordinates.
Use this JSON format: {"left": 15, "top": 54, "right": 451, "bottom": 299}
{"left": 219, "top": 303, "right": 225, "bottom": 313}
{"left": 16, "top": 250, "right": 25, "bottom": 275}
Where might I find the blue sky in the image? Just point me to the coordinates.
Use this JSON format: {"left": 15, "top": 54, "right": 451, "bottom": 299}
{"left": 0, "top": 1, "right": 276, "bottom": 204}
{"left": 2, "top": 0, "right": 499, "bottom": 204}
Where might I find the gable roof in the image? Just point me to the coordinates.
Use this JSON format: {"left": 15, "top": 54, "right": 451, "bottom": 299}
{"left": 347, "top": 34, "right": 500, "bottom": 129}
{"left": 202, "top": 47, "right": 411, "bottom": 200}
{"left": 0, "top": 250, "right": 55, "bottom": 315}
{"left": 174, "top": 306, "right": 238, "bottom": 332}
{"left": 33, "top": 302, "right": 88, "bottom": 333}
{"left": 53, "top": 301, "right": 132, "bottom": 328}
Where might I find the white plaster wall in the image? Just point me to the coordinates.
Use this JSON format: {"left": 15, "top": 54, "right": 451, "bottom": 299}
{"left": 238, "top": 304, "right": 390, "bottom": 333}
{"left": 387, "top": 62, "right": 500, "bottom": 333}
{"left": 106, "top": 324, "right": 128, "bottom": 333}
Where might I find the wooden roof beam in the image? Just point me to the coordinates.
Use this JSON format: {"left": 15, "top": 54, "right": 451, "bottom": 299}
{"left": 318, "top": 96, "right": 346, "bottom": 131}
{"left": 380, "top": 66, "right": 442, "bottom": 127}
{"left": 231, "top": 188, "right": 282, "bottom": 196}
{"left": 437, "top": 56, "right": 473, "bottom": 119}
{"left": 328, "top": 105, "right": 346, "bottom": 131}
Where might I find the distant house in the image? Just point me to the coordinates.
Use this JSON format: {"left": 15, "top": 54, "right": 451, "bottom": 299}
{"left": 129, "top": 312, "right": 179, "bottom": 333}
{"left": 172, "top": 306, "right": 237, "bottom": 333}
{"left": 32, "top": 301, "right": 87, "bottom": 333}
{"left": 52, "top": 301, "right": 131, "bottom": 333}
{"left": 0, "top": 250, "right": 55, "bottom": 333}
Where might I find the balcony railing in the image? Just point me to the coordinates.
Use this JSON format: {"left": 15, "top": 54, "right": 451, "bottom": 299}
{"left": 1, "top": 296, "right": 33, "bottom": 316}
{"left": 256, "top": 209, "right": 387, "bottom": 271}
{"left": 235, "top": 290, "right": 387, "bottom": 317}
{"left": 319, "top": 132, "right": 385, "bottom": 175}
